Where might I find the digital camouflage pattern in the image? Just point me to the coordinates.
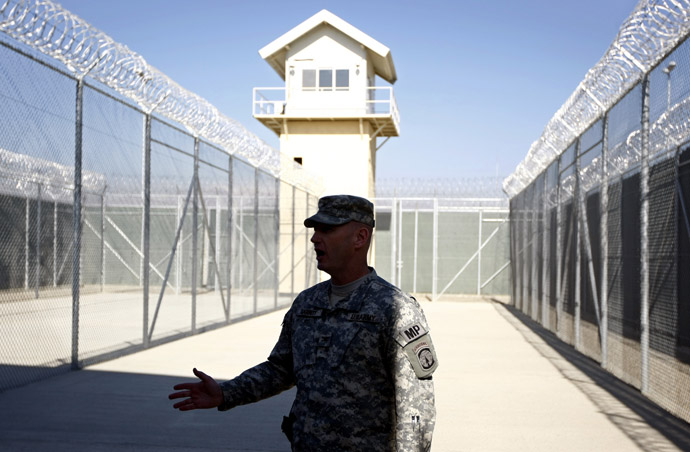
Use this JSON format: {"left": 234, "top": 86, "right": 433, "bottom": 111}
{"left": 218, "top": 270, "right": 436, "bottom": 451}
{"left": 303, "top": 194, "right": 376, "bottom": 228}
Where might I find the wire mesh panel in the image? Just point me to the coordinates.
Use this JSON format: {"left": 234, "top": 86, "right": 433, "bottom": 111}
{"left": 256, "top": 171, "right": 278, "bottom": 312}
{"left": 230, "top": 158, "right": 256, "bottom": 318}
{"left": 292, "top": 188, "right": 311, "bottom": 295}
{"left": 0, "top": 40, "right": 76, "bottom": 390}
{"left": 196, "top": 141, "right": 230, "bottom": 329}
{"left": 147, "top": 118, "right": 196, "bottom": 342}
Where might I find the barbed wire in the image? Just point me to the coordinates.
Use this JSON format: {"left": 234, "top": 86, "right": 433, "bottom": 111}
{"left": 503, "top": 0, "right": 690, "bottom": 197}
{"left": 0, "top": 0, "right": 322, "bottom": 194}
{"left": 376, "top": 176, "right": 507, "bottom": 198}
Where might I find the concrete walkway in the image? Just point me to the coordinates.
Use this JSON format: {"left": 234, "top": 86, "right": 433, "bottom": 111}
{"left": 1, "top": 297, "right": 689, "bottom": 451}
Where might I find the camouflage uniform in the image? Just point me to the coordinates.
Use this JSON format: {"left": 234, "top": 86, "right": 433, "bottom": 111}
{"left": 218, "top": 195, "right": 437, "bottom": 451}
{"left": 218, "top": 270, "right": 436, "bottom": 451}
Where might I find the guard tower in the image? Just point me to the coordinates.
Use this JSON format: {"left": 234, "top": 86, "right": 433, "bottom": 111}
{"left": 253, "top": 9, "right": 399, "bottom": 198}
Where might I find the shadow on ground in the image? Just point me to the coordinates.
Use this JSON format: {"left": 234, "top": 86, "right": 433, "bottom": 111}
{"left": 0, "top": 369, "right": 294, "bottom": 451}
{"left": 493, "top": 300, "right": 690, "bottom": 452}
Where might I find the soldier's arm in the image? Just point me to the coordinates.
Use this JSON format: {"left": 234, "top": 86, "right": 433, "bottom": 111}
{"left": 217, "top": 311, "right": 296, "bottom": 411}
{"left": 388, "top": 295, "right": 438, "bottom": 452}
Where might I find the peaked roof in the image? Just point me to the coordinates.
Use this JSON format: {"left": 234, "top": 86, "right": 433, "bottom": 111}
{"left": 258, "top": 9, "right": 397, "bottom": 84}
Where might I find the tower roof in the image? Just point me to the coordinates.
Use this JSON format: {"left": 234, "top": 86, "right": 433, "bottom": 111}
{"left": 258, "top": 9, "right": 397, "bottom": 84}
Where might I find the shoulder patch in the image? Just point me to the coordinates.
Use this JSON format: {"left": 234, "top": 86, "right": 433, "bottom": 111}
{"left": 397, "top": 322, "right": 428, "bottom": 346}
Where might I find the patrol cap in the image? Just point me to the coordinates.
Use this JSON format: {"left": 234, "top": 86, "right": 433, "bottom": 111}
{"left": 304, "top": 194, "right": 375, "bottom": 228}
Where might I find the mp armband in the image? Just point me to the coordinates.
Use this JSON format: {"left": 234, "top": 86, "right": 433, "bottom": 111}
{"left": 396, "top": 322, "right": 439, "bottom": 378}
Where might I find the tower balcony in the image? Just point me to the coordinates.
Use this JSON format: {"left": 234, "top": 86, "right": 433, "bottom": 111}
{"left": 253, "top": 86, "right": 400, "bottom": 137}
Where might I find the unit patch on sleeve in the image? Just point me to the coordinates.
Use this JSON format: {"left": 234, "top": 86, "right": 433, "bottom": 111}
{"left": 397, "top": 323, "right": 438, "bottom": 379}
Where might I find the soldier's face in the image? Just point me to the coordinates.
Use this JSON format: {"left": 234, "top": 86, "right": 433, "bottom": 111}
{"left": 310, "top": 222, "right": 356, "bottom": 276}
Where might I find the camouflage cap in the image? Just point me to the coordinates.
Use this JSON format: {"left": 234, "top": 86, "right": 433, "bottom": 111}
{"left": 304, "top": 195, "right": 375, "bottom": 228}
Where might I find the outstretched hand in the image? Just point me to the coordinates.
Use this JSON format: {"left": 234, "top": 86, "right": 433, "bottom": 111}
{"left": 168, "top": 368, "right": 223, "bottom": 411}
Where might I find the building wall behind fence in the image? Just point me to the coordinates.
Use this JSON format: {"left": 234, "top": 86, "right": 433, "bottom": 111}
{"left": 509, "top": 33, "right": 690, "bottom": 424}
{"left": 0, "top": 34, "right": 320, "bottom": 392}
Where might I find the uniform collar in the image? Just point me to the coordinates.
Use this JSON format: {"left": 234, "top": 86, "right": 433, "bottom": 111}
{"left": 308, "top": 268, "right": 378, "bottom": 312}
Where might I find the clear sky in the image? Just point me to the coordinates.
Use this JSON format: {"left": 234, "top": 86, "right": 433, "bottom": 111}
{"left": 55, "top": 0, "right": 638, "bottom": 182}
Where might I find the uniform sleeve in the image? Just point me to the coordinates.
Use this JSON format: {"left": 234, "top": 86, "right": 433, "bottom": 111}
{"left": 388, "top": 295, "right": 437, "bottom": 452}
{"left": 218, "top": 310, "right": 296, "bottom": 411}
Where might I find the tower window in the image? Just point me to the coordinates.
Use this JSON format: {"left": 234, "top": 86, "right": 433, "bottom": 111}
{"left": 294, "top": 157, "right": 303, "bottom": 165}
{"left": 302, "top": 69, "right": 349, "bottom": 91}
{"left": 336, "top": 69, "right": 349, "bottom": 90}
{"left": 319, "top": 69, "right": 333, "bottom": 91}
{"left": 302, "top": 69, "right": 316, "bottom": 90}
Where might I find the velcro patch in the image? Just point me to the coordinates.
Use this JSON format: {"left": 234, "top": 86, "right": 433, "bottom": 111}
{"left": 397, "top": 322, "right": 429, "bottom": 346}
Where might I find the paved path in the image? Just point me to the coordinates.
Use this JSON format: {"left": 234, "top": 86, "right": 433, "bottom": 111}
{"left": 1, "top": 297, "right": 689, "bottom": 451}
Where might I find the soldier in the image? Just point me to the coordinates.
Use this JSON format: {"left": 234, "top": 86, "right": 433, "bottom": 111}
{"left": 168, "top": 194, "right": 438, "bottom": 451}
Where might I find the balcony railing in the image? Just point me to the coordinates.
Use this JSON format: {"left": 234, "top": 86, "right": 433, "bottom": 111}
{"left": 252, "top": 86, "right": 400, "bottom": 128}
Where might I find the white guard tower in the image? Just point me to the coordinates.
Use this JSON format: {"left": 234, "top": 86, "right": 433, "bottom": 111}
{"left": 253, "top": 9, "right": 399, "bottom": 198}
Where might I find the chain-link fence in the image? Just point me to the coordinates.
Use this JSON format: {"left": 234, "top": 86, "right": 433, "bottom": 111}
{"left": 0, "top": 7, "right": 321, "bottom": 392}
{"left": 374, "top": 198, "right": 510, "bottom": 299}
{"left": 509, "top": 11, "right": 690, "bottom": 424}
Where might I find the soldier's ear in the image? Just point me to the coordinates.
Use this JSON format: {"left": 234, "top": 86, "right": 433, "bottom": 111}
{"left": 353, "top": 224, "right": 370, "bottom": 250}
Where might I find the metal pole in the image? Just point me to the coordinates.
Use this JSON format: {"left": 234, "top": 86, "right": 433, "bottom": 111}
{"left": 413, "top": 207, "right": 418, "bottom": 293}
{"left": 571, "top": 138, "right": 583, "bottom": 350}
{"left": 54, "top": 201, "right": 57, "bottom": 287}
{"left": 640, "top": 75, "right": 651, "bottom": 394}
{"left": 291, "top": 184, "right": 296, "bottom": 298}
{"left": 226, "top": 155, "right": 233, "bottom": 322}
{"left": 305, "top": 192, "right": 310, "bottom": 288}
{"left": 274, "top": 177, "right": 280, "bottom": 308}
{"left": 191, "top": 137, "right": 199, "bottom": 335}
{"left": 25, "top": 197, "right": 29, "bottom": 290}
{"left": 72, "top": 77, "right": 84, "bottom": 369}
{"left": 542, "top": 171, "right": 549, "bottom": 327}
{"left": 397, "top": 199, "right": 403, "bottom": 288}
{"left": 432, "top": 198, "right": 438, "bottom": 301}
{"left": 477, "top": 209, "right": 483, "bottom": 295}
{"left": 216, "top": 195, "right": 222, "bottom": 292}
{"left": 555, "top": 160, "right": 563, "bottom": 334}
{"left": 142, "top": 113, "right": 152, "bottom": 347}
{"left": 254, "top": 167, "right": 259, "bottom": 314}
{"left": 100, "top": 190, "right": 105, "bottom": 291}
{"left": 533, "top": 187, "right": 540, "bottom": 318}
{"left": 239, "top": 196, "right": 244, "bottom": 291}
{"left": 36, "top": 183, "right": 41, "bottom": 299}
{"left": 522, "top": 194, "right": 529, "bottom": 313}
{"left": 601, "top": 113, "right": 609, "bottom": 368}
{"left": 176, "top": 195, "right": 182, "bottom": 295}
{"left": 391, "top": 198, "right": 397, "bottom": 283}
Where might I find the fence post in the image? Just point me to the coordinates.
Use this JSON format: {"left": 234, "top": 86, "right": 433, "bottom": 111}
{"left": 274, "top": 176, "right": 280, "bottom": 308}
{"left": 54, "top": 201, "right": 58, "bottom": 287}
{"left": 72, "top": 77, "right": 84, "bottom": 370}
{"left": 640, "top": 75, "right": 651, "bottom": 394}
{"left": 142, "top": 113, "right": 152, "bottom": 347}
{"left": 291, "top": 184, "right": 296, "bottom": 298}
{"left": 600, "top": 113, "right": 609, "bottom": 369}
{"left": 36, "top": 183, "right": 41, "bottom": 299}
{"left": 555, "top": 158, "right": 563, "bottom": 334}
{"left": 226, "top": 155, "right": 233, "bottom": 322}
{"left": 391, "top": 197, "right": 397, "bottom": 283}
{"left": 191, "top": 137, "right": 199, "bottom": 335}
{"left": 432, "top": 198, "right": 438, "bottom": 301}
{"left": 570, "top": 138, "right": 584, "bottom": 350}
{"left": 413, "top": 206, "right": 419, "bottom": 293}
{"left": 540, "top": 170, "right": 552, "bottom": 328}
{"left": 477, "top": 209, "right": 483, "bottom": 295}
{"left": 254, "top": 167, "right": 259, "bottom": 314}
